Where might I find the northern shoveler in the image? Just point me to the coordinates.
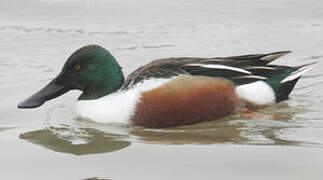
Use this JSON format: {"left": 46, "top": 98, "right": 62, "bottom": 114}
{"left": 18, "top": 45, "right": 317, "bottom": 128}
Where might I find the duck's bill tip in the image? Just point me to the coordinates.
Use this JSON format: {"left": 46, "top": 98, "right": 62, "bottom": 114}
{"left": 17, "top": 100, "right": 44, "bottom": 109}
{"left": 17, "top": 78, "right": 71, "bottom": 110}
{"left": 17, "top": 90, "right": 49, "bottom": 109}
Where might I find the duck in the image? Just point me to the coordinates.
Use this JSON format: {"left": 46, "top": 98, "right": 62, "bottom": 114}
{"left": 18, "top": 45, "right": 317, "bottom": 128}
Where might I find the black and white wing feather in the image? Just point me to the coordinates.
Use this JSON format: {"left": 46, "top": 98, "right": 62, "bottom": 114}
{"left": 122, "top": 51, "right": 291, "bottom": 89}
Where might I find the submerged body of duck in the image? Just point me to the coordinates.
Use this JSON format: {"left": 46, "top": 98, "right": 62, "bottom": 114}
{"left": 18, "top": 45, "right": 316, "bottom": 128}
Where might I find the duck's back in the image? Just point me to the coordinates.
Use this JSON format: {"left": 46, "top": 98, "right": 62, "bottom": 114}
{"left": 123, "top": 51, "right": 290, "bottom": 88}
{"left": 123, "top": 51, "right": 316, "bottom": 104}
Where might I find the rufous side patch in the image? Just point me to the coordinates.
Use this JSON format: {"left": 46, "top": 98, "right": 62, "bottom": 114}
{"left": 131, "top": 75, "right": 239, "bottom": 128}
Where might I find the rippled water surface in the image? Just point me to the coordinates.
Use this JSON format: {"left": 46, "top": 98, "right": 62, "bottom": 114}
{"left": 1, "top": 0, "right": 323, "bottom": 179}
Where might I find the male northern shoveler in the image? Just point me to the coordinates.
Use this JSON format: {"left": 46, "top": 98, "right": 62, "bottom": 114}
{"left": 18, "top": 45, "right": 316, "bottom": 128}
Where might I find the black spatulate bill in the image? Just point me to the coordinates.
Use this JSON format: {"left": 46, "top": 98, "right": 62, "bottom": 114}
{"left": 18, "top": 79, "right": 71, "bottom": 109}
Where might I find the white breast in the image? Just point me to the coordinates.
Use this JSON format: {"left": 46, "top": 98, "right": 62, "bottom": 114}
{"left": 76, "top": 78, "right": 172, "bottom": 124}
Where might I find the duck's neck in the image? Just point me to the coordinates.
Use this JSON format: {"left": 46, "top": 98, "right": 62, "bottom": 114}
{"left": 79, "top": 77, "right": 124, "bottom": 100}
{"left": 78, "top": 64, "right": 125, "bottom": 100}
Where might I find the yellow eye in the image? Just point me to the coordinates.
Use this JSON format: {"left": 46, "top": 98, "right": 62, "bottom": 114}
{"left": 74, "top": 64, "right": 81, "bottom": 70}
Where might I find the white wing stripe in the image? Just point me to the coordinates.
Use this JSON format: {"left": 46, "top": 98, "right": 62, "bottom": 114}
{"left": 244, "top": 66, "right": 276, "bottom": 70}
{"left": 185, "top": 64, "right": 251, "bottom": 74}
{"left": 281, "top": 62, "right": 317, "bottom": 83}
{"left": 233, "top": 75, "right": 267, "bottom": 80}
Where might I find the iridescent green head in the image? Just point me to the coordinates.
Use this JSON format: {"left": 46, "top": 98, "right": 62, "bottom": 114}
{"left": 18, "top": 45, "right": 124, "bottom": 108}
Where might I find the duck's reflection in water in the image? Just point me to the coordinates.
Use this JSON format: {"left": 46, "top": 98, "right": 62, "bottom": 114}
{"left": 20, "top": 127, "right": 131, "bottom": 155}
{"left": 133, "top": 119, "right": 247, "bottom": 144}
{"left": 0, "top": 127, "right": 14, "bottom": 133}
{"left": 19, "top": 102, "right": 322, "bottom": 155}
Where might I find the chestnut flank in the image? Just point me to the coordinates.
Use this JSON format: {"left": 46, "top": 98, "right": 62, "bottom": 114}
{"left": 131, "top": 75, "right": 239, "bottom": 128}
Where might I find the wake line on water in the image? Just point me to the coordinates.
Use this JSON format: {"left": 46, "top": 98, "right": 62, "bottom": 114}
{"left": 0, "top": 24, "right": 182, "bottom": 37}
{"left": 0, "top": 25, "right": 136, "bottom": 36}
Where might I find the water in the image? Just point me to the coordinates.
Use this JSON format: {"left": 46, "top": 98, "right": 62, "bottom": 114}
{"left": 1, "top": 0, "right": 323, "bottom": 179}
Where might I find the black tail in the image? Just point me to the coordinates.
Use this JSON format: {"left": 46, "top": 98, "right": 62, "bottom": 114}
{"left": 275, "top": 62, "right": 317, "bottom": 102}
{"left": 276, "top": 77, "right": 301, "bottom": 102}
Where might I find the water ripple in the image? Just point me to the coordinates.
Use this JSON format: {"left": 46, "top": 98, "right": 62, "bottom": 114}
{"left": 0, "top": 25, "right": 142, "bottom": 37}
{"left": 114, "top": 44, "right": 175, "bottom": 51}
{"left": 303, "top": 55, "right": 323, "bottom": 60}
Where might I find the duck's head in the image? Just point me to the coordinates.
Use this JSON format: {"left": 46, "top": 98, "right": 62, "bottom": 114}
{"left": 18, "top": 45, "right": 124, "bottom": 109}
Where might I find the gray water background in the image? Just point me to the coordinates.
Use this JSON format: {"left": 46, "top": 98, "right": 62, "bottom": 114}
{"left": 1, "top": 0, "right": 323, "bottom": 179}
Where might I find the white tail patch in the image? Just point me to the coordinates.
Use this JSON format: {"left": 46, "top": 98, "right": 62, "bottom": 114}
{"left": 236, "top": 81, "right": 276, "bottom": 106}
{"left": 185, "top": 64, "right": 251, "bottom": 74}
{"left": 281, "top": 62, "right": 317, "bottom": 83}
